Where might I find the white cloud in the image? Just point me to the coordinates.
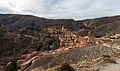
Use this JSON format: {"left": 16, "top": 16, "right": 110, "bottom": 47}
{"left": 0, "top": 0, "right": 120, "bottom": 20}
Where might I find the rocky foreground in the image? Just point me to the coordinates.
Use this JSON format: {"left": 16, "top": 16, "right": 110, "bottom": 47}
{"left": 99, "top": 58, "right": 120, "bottom": 71}
{"left": 27, "top": 38, "right": 120, "bottom": 71}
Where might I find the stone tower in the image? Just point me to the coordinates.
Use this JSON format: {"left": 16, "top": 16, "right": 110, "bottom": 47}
{"left": 62, "top": 26, "right": 64, "bottom": 32}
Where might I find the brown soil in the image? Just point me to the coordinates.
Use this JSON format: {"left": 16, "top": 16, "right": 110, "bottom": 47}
{"left": 26, "top": 43, "right": 119, "bottom": 71}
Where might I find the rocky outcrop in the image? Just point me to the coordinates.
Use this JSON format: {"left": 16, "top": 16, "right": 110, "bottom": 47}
{"left": 26, "top": 43, "right": 119, "bottom": 71}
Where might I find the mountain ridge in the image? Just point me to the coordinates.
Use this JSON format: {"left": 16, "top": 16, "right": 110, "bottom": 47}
{"left": 1, "top": 14, "right": 120, "bottom": 36}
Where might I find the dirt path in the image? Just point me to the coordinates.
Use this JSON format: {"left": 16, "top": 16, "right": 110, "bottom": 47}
{"left": 99, "top": 58, "right": 120, "bottom": 71}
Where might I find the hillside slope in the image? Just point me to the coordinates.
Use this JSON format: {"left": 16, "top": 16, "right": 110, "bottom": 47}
{"left": 1, "top": 14, "right": 120, "bottom": 69}
{"left": 0, "top": 14, "right": 120, "bottom": 36}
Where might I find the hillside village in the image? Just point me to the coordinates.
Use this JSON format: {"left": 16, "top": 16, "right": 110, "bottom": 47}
{"left": 16, "top": 26, "right": 92, "bottom": 71}
{"left": 0, "top": 14, "right": 120, "bottom": 71}
{"left": 13, "top": 26, "right": 120, "bottom": 71}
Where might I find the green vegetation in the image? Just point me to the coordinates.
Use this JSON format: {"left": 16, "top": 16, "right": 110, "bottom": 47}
{"left": 36, "top": 44, "right": 42, "bottom": 51}
{"left": 37, "top": 35, "right": 60, "bottom": 51}
{"left": 0, "top": 29, "right": 6, "bottom": 33}
{"left": 52, "top": 41, "right": 60, "bottom": 50}
{"left": 58, "top": 63, "right": 75, "bottom": 71}
{"left": 26, "top": 26, "right": 41, "bottom": 32}
{"left": 4, "top": 59, "right": 17, "bottom": 71}
{"left": 103, "top": 55, "right": 111, "bottom": 58}
{"left": 48, "top": 35, "right": 60, "bottom": 50}
{"left": 0, "top": 29, "right": 6, "bottom": 37}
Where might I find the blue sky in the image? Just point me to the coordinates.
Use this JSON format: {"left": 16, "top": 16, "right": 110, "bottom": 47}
{"left": 0, "top": 0, "right": 120, "bottom": 20}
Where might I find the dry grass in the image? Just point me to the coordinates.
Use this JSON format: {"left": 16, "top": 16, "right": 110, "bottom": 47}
{"left": 80, "top": 68, "right": 93, "bottom": 71}
{"left": 104, "top": 57, "right": 117, "bottom": 63}
{"left": 31, "top": 66, "right": 59, "bottom": 71}
{"left": 31, "top": 56, "right": 119, "bottom": 71}
{"left": 100, "top": 56, "right": 118, "bottom": 65}
{"left": 0, "top": 66, "right": 5, "bottom": 71}
{"left": 31, "top": 67, "right": 47, "bottom": 71}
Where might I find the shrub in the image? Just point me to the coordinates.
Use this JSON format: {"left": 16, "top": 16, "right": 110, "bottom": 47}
{"left": 103, "top": 55, "right": 111, "bottom": 58}
{"left": 0, "top": 29, "right": 6, "bottom": 37}
{"left": 44, "top": 36, "right": 60, "bottom": 51}
{"left": 58, "top": 63, "right": 75, "bottom": 71}
{"left": 4, "top": 59, "right": 17, "bottom": 71}
{"left": 36, "top": 44, "right": 43, "bottom": 51}
{"left": 52, "top": 41, "right": 60, "bottom": 50}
